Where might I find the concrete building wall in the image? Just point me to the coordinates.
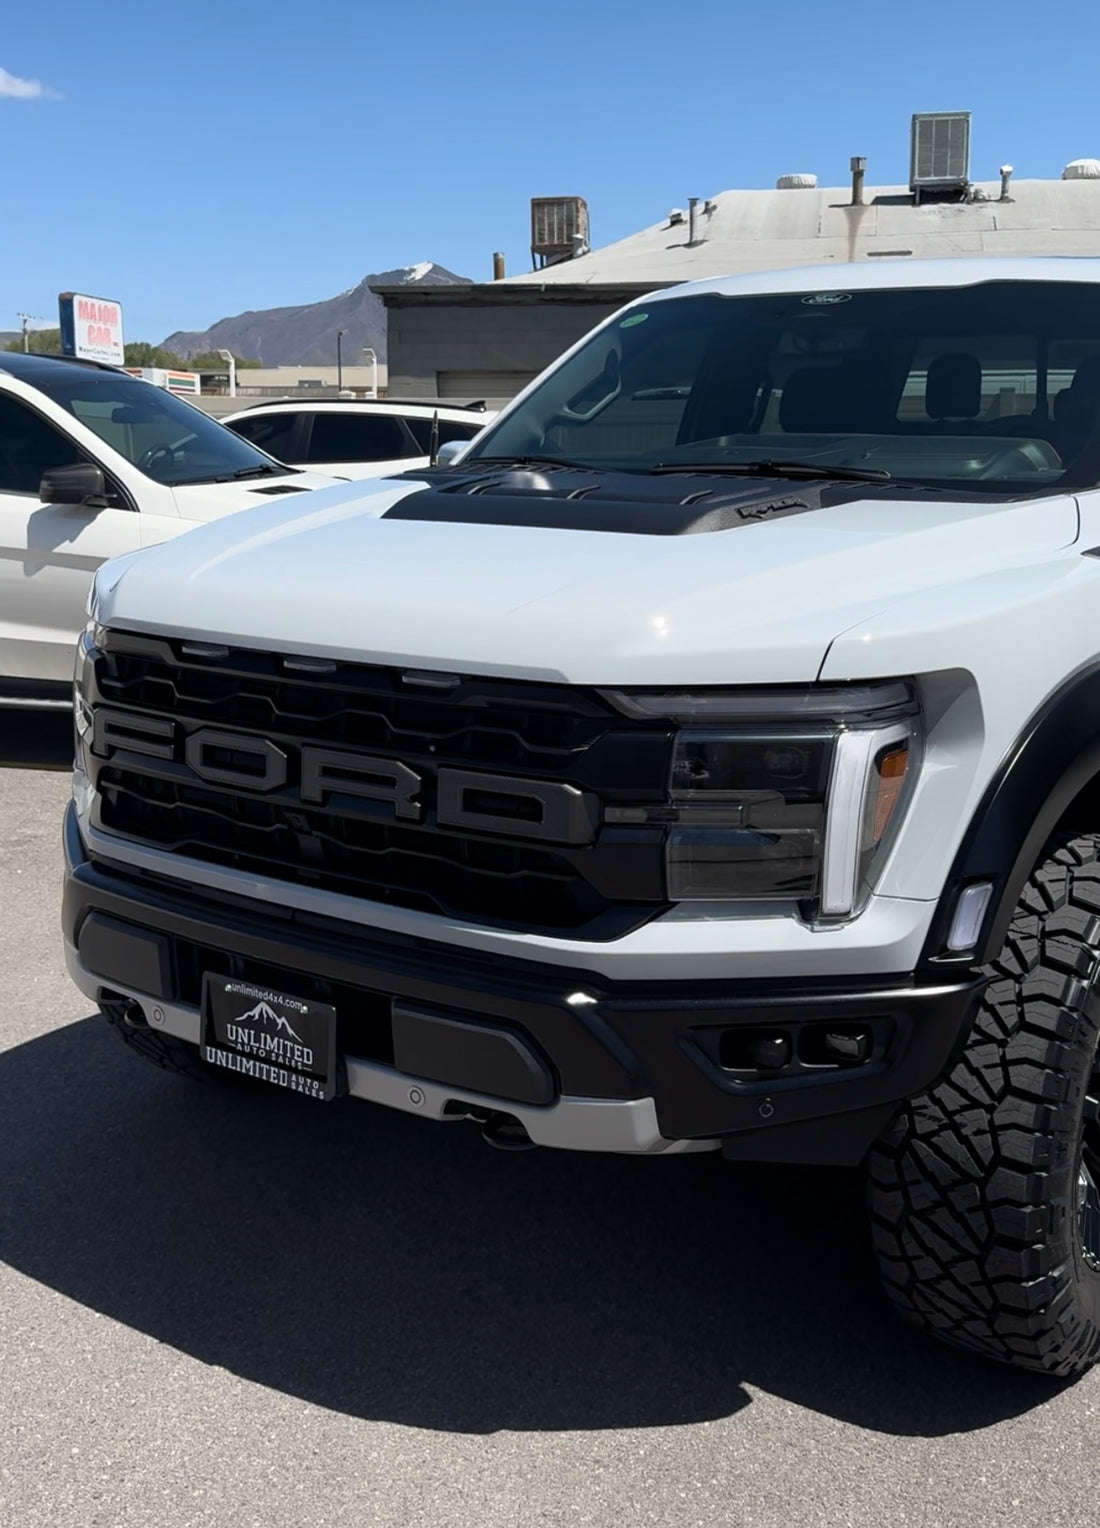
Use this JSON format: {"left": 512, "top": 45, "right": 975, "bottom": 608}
{"left": 385, "top": 298, "right": 625, "bottom": 404}
{"left": 231, "top": 364, "right": 388, "bottom": 392}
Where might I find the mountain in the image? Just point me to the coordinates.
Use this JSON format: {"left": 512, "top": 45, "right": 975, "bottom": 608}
{"left": 161, "top": 263, "right": 469, "bottom": 367}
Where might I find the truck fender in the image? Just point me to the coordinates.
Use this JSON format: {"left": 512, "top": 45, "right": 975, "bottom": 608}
{"left": 919, "top": 661, "right": 1100, "bottom": 970}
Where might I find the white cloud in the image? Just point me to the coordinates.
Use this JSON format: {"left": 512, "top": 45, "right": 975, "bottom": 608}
{"left": 0, "top": 67, "right": 60, "bottom": 100}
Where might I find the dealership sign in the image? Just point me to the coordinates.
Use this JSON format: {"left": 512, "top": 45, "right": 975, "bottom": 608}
{"left": 58, "top": 292, "right": 125, "bottom": 365}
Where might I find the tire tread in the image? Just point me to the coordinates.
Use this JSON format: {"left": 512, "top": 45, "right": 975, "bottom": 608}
{"left": 869, "top": 832, "right": 1100, "bottom": 1375}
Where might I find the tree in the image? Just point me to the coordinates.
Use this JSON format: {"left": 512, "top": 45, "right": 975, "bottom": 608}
{"left": 4, "top": 332, "right": 261, "bottom": 370}
{"left": 186, "top": 350, "right": 262, "bottom": 372}
{"left": 123, "top": 340, "right": 190, "bottom": 370}
{"left": 5, "top": 328, "right": 62, "bottom": 354}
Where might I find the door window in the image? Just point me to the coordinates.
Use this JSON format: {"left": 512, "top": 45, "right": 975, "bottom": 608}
{"left": 0, "top": 395, "right": 84, "bottom": 494}
{"left": 227, "top": 411, "right": 301, "bottom": 461}
{"left": 304, "top": 412, "right": 410, "bottom": 463}
{"left": 404, "top": 418, "right": 484, "bottom": 453}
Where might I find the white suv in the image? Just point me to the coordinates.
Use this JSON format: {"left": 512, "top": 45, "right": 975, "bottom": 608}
{"left": 222, "top": 398, "right": 494, "bottom": 479}
{"left": 0, "top": 351, "right": 340, "bottom": 697}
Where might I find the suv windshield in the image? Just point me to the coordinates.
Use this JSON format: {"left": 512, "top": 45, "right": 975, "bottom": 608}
{"left": 32, "top": 371, "right": 293, "bottom": 486}
{"left": 465, "top": 280, "right": 1100, "bottom": 494}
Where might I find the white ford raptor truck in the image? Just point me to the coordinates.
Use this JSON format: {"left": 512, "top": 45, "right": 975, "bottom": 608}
{"left": 65, "top": 258, "right": 1100, "bottom": 1375}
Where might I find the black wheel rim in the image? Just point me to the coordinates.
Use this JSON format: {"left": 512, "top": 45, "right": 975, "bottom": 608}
{"left": 1078, "top": 1074, "right": 1100, "bottom": 1271}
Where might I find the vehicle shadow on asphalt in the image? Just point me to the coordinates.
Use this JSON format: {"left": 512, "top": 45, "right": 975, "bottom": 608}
{"left": 0, "top": 1016, "right": 1068, "bottom": 1437}
{"left": 0, "top": 711, "right": 72, "bottom": 771}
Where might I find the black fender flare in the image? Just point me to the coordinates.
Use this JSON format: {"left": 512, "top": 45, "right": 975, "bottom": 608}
{"left": 919, "top": 663, "right": 1100, "bottom": 971}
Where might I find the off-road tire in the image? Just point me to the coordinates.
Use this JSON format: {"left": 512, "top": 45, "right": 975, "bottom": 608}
{"left": 869, "top": 832, "right": 1100, "bottom": 1376}
{"left": 103, "top": 1002, "right": 213, "bottom": 1083}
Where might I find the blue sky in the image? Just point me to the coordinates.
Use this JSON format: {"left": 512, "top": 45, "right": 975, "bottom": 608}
{"left": 3, "top": 0, "right": 1098, "bottom": 343}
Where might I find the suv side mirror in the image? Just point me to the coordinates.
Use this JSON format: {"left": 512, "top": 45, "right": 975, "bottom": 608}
{"left": 435, "top": 440, "right": 469, "bottom": 467}
{"left": 39, "top": 463, "right": 110, "bottom": 508}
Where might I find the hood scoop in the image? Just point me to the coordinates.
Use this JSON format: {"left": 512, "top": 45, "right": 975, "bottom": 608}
{"left": 383, "top": 467, "right": 835, "bottom": 536}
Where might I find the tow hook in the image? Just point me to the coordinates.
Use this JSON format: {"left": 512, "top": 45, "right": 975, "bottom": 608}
{"left": 481, "top": 1112, "right": 537, "bottom": 1151}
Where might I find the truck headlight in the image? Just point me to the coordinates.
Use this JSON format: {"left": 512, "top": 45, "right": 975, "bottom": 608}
{"left": 602, "top": 682, "right": 920, "bottom": 918}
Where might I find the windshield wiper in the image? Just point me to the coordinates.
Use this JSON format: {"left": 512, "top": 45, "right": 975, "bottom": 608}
{"left": 651, "top": 460, "right": 892, "bottom": 483}
{"left": 231, "top": 464, "right": 285, "bottom": 479}
{"left": 464, "top": 454, "right": 595, "bottom": 471}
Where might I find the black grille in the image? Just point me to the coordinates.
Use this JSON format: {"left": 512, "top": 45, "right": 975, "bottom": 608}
{"left": 87, "top": 632, "right": 673, "bottom": 936}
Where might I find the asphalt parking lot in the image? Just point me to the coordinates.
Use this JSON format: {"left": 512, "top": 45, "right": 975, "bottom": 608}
{"left": 3, "top": 712, "right": 1100, "bottom": 1526}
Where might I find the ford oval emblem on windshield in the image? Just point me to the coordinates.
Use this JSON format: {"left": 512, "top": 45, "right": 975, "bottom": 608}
{"left": 802, "top": 292, "right": 853, "bottom": 306}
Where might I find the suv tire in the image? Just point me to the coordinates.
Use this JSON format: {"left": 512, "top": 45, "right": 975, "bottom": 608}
{"left": 869, "top": 832, "right": 1100, "bottom": 1375}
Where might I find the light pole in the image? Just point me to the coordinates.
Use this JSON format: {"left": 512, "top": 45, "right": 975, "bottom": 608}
{"left": 361, "top": 347, "right": 377, "bottom": 398}
{"left": 215, "top": 348, "right": 236, "bottom": 398}
{"left": 336, "top": 329, "right": 346, "bottom": 391}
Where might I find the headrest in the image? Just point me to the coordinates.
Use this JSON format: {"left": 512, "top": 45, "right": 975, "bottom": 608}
{"left": 779, "top": 366, "right": 881, "bottom": 433}
{"left": 1070, "top": 355, "right": 1100, "bottom": 398}
{"left": 925, "top": 354, "right": 982, "bottom": 421}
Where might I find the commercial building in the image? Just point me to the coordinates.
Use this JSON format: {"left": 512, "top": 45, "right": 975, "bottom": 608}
{"left": 376, "top": 114, "right": 1100, "bottom": 407}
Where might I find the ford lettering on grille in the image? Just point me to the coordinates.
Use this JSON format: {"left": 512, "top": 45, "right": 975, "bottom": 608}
{"left": 91, "top": 708, "right": 600, "bottom": 846}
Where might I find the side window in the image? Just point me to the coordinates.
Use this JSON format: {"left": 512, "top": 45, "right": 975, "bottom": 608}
{"left": 228, "top": 412, "right": 301, "bottom": 462}
{"left": 0, "top": 394, "right": 84, "bottom": 494}
{"left": 548, "top": 324, "right": 711, "bottom": 457}
{"left": 305, "top": 412, "right": 409, "bottom": 463}
{"left": 404, "top": 417, "right": 483, "bottom": 454}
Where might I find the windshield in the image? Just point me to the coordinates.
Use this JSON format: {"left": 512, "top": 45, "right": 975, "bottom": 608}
{"left": 465, "top": 280, "right": 1100, "bottom": 494}
{"left": 31, "top": 371, "right": 293, "bottom": 486}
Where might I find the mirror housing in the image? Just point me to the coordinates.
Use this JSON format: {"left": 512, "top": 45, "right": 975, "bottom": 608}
{"left": 434, "top": 439, "right": 470, "bottom": 467}
{"left": 39, "top": 463, "right": 109, "bottom": 507}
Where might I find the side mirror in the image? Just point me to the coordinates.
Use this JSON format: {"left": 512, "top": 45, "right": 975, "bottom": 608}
{"left": 435, "top": 439, "right": 469, "bottom": 467}
{"left": 39, "top": 463, "right": 109, "bottom": 507}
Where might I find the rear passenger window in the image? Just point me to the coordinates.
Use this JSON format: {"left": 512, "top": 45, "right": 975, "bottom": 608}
{"left": 404, "top": 418, "right": 483, "bottom": 453}
{"left": 896, "top": 336, "right": 1038, "bottom": 423}
{"left": 229, "top": 412, "right": 300, "bottom": 461}
{"left": 305, "top": 413, "right": 410, "bottom": 463}
{"left": 0, "top": 395, "right": 84, "bottom": 494}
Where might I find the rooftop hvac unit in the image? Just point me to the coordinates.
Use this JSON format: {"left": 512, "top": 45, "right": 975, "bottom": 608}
{"left": 910, "top": 111, "right": 971, "bottom": 196}
{"left": 531, "top": 197, "right": 589, "bottom": 268}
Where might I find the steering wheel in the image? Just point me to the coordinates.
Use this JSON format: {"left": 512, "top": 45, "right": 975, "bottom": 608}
{"left": 138, "top": 443, "right": 177, "bottom": 474}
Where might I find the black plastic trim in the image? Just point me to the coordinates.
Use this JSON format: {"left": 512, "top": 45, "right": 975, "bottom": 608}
{"left": 65, "top": 806, "right": 983, "bottom": 1160}
{"left": 381, "top": 484, "right": 820, "bottom": 537}
{"left": 77, "top": 911, "right": 173, "bottom": 999}
{"left": 392, "top": 1002, "right": 556, "bottom": 1106}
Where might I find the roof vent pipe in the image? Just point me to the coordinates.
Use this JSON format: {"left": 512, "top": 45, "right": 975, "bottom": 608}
{"left": 999, "top": 165, "right": 1014, "bottom": 202}
{"left": 493, "top": 251, "right": 505, "bottom": 280}
{"left": 688, "top": 196, "right": 701, "bottom": 246}
{"left": 850, "top": 156, "right": 867, "bottom": 206}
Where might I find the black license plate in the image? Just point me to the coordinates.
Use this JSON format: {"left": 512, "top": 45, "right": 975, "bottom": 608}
{"left": 201, "top": 976, "right": 337, "bottom": 1101}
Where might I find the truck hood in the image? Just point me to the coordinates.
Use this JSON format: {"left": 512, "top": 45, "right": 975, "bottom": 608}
{"left": 170, "top": 469, "right": 345, "bottom": 522}
{"left": 96, "top": 474, "right": 1079, "bottom": 686}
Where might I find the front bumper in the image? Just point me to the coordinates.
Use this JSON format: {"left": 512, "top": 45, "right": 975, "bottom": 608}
{"left": 63, "top": 805, "right": 986, "bottom": 1163}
